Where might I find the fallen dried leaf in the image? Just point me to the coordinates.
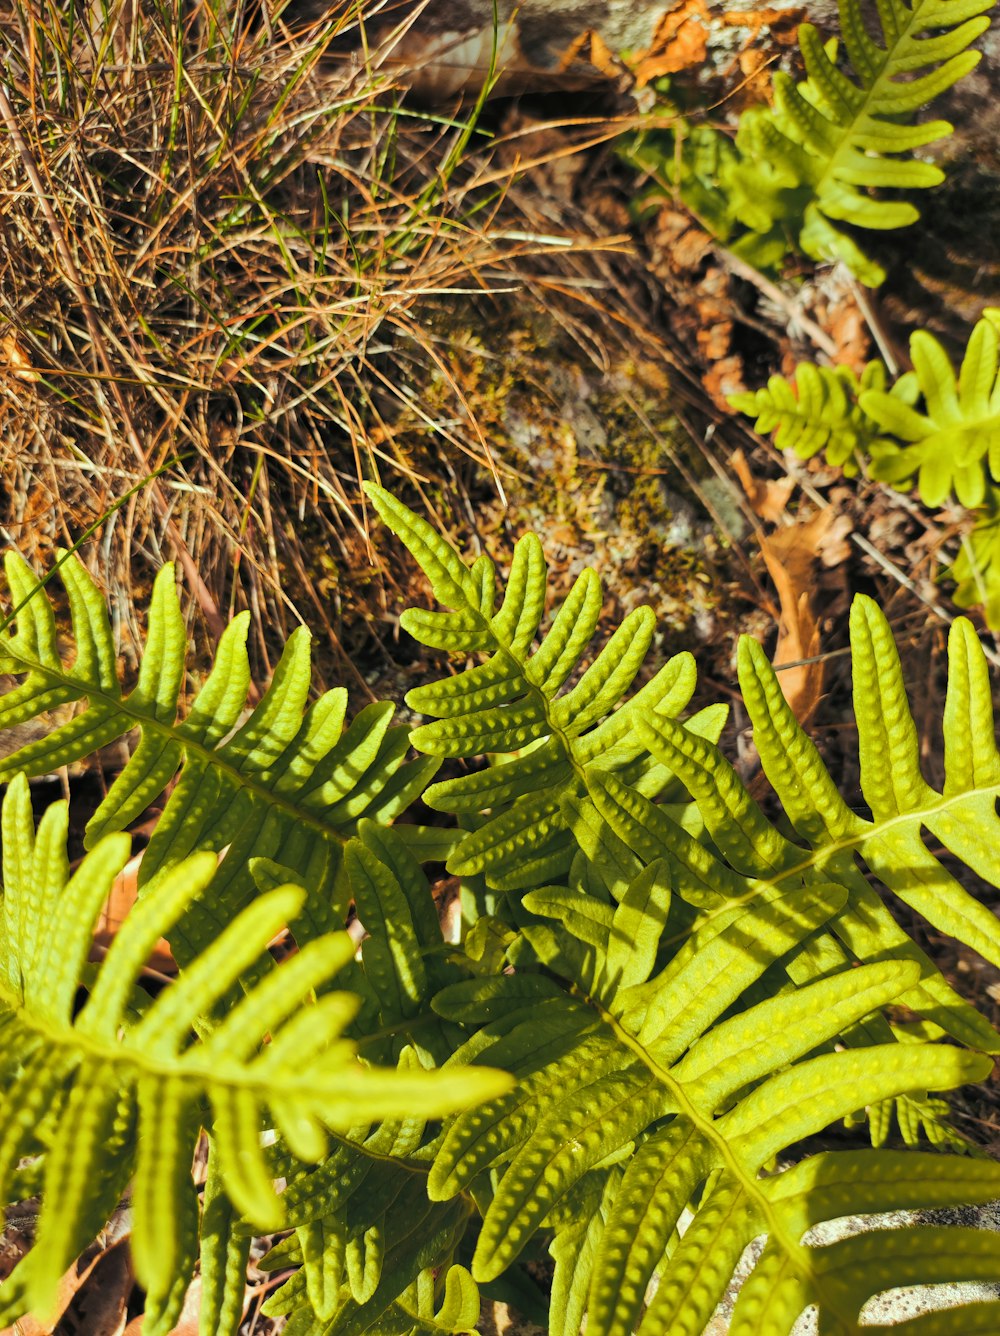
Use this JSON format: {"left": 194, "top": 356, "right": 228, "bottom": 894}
{"left": 95, "top": 850, "right": 177, "bottom": 974}
{"left": 730, "top": 449, "right": 795, "bottom": 522}
{"left": 53, "top": 1241, "right": 131, "bottom": 1336}
{"left": 633, "top": 0, "right": 710, "bottom": 83}
{"left": 755, "top": 508, "right": 850, "bottom": 725}
{"left": 1, "top": 1233, "right": 131, "bottom": 1336}
{"left": 1, "top": 334, "right": 39, "bottom": 383}
{"left": 702, "top": 355, "right": 747, "bottom": 410}
{"left": 123, "top": 1276, "right": 202, "bottom": 1335}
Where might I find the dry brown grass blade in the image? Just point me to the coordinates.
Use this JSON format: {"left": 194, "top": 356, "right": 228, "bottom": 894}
{"left": 0, "top": 79, "right": 225, "bottom": 642}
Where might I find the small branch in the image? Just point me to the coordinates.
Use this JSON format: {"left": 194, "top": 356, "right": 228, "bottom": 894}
{"left": 850, "top": 278, "right": 906, "bottom": 376}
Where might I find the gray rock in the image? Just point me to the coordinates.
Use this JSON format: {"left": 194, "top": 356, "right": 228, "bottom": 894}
{"left": 696, "top": 1201, "right": 1000, "bottom": 1333}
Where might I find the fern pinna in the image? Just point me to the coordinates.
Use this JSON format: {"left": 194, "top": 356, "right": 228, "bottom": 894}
{"left": 429, "top": 895, "right": 999, "bottom": 1336}
{"left": 625, "top": 0, "right": 994, "bottom": 283}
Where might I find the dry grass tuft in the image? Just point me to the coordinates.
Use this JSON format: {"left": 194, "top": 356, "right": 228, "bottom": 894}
{"left": 0, "top": 0, "right": 638, "bottom": 685}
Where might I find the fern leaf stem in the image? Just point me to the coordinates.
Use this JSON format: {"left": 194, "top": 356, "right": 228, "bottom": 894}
{"left": 0, "top": 644, "right": 351, "bottom": 850}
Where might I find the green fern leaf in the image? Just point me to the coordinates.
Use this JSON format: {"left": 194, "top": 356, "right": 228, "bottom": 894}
{"left": 198, "top": 1143, "right": 252, "bottom": 1336}
{"left": 0, "top": 777, "right": 510, "bottom": 1325}
{"left": 865, "top": 310, "right": 1000, "bottom": 506}
{"left": 256, "top": 834, "right": 487, "bottom": 1336}
{"left": 0, "top": 554, "right": 438, "bottom": 962}
{"left": 365, "top": 484, "right": 698, "bottom": 891}
{"left": 581, "top": 595, "right": 1000, "bottom": 1060}
{"left": 261, "top": 1166, "right": 474, "bottom": 1334}
{"left": 741, "top": 595, "right": 1000, "bottom": 982}
{"left": 734, "top": 0, "right": 993, "bottom": 282}
{"left": 428, "top": 882, "right": 997, "bottom": 1334}
{"left": 730, "top": 359, "right": 889, "bottom": 471}
{"left": 627, "top": 0, "right": 994, "bottom": 283}
{"left": 385, "top": 497, "right": 1000, "bottom": 1061}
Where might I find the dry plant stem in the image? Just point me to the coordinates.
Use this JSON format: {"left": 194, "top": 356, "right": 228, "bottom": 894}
{"left": 718, "top": 246, "right": 839, "bottom": 359}
{"left": 850, "top": 278, "right": 905, "bottom": 376}
{"left": 0, "top": 81, "right": 225, "bottom": 643}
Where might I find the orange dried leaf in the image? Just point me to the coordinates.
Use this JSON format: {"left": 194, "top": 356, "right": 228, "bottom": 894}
{"left": 94, "top": 851, "right": 176, "bottom": 974}
{"left": 756, "top": 509, "right": 847, "bottom": 725}
{"left": 731, "top": 449, "right": 795, "bottom": 523}
{"left": 633, "top": 0, "right": 710, "bottom": 84}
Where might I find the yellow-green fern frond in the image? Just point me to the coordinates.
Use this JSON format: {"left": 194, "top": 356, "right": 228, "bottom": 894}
{"left": 730, "top": 359, "right": 889, "bottom": 472}
{"left": 0, "top": 554, "right": 438, "bottom": 961}
{"left": 376, "top": 491, "right": 1000, "bottom": 1057}
{"left": 427, "top": 881, "right": 999, "bottom": 1335}
{"left": 258, "top": 1061, "right": 478, "bottom": 1333}
{"left": 865, "top": 310, "right": 1000, "bottom": 506}
{"left": 950, "top": 486, "right": 1000, "bottom": 627}
{"left": 626, "top": 0, "right": 994, "bottom": 284}
{"left": 737, "top": 0, "right": 994, "bottom": 283}
{"left": 0, "top": 776, "right": 510, "bottom": 1331}
{"left": 734, "top": 312, "right": 1000, "bottom": 629}
{"left": 364, "top": 484, "right": 707, "bottom": 892}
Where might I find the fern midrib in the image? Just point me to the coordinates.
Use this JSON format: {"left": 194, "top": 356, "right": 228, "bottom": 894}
{"left": 324, "top": 1125, "right": 433, "bottom": 1173}
{"left": 0, "top": 645, "right": 352, "bottom": 847}
{"left": 659, "top": 779, "right": 1000, "bottom": 952}
{"left": 809, "top": 0, "right": 941, "bottom": 209}
{"left": 459, "top": 610, "right": 591, "bottom": 793}
{"left": 599, "top": 1001, "right": 858, "bottom": 1334}
{"left": 0, "top": 984, "right": 358, "bottom": 1097}
{"left": 913, "top": 408, "right": 1000, "bottom": 456}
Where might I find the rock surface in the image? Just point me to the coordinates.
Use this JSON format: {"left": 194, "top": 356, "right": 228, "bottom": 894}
{"left": 298, "top": 0, "right": 998, "bottom": 158}
{"left": 297, "top": 0, "right": 822, "bottom": 97}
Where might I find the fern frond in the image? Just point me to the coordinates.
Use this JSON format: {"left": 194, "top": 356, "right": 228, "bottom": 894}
{"left": 428, "top": 880, "right": 998, "bottom": 1335}
{"left": 611, "top": 593, "right": 1000, "bottom": 1054}
{"left": 732, "top": 0, "right": 994, "bottom": 282}
{"left": 0, "top": 776, "right": 510, "bottom": 1328}
{"left": 730, "top": 359, "right": 889, "bottom": 471}
{"left": 626, "top": 0, "right": 994, "bottom": 284}
{"left": 864, "top": 310, "right": 1000, "bottom": 506}
{"left": 377, "top": 493, "right": 1000, "bottom": 1062}
{"left": 364, "top": 484, "right": 702, "bottom": 892}
{"left": 0, "top": 554, "right": 438, "bottom": 961}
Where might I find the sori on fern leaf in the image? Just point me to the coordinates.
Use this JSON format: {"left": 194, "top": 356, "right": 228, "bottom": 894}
{"left": 4, "top": 491, "right": 1000, "bottom": 1334}
{"left": 623, "top": 0, "right": 995, "bottom": 284}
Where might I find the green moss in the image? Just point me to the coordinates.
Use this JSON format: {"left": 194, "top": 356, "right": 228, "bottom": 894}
{"left": 371, "top": 294, "right": 720, "bottom": 636}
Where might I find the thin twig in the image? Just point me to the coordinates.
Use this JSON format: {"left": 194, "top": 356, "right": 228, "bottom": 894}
{"left": 716, "top": 247, "right": 840, "bottom": 359}
{"left": 850, "top": 276, "right": 906, "bottom": 376}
